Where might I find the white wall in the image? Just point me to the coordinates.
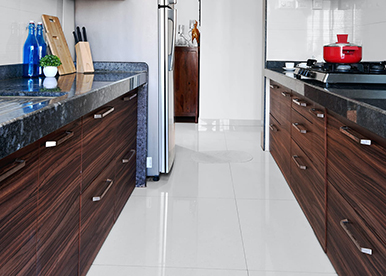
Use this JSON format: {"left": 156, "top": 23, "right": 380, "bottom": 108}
{"left": 267, "top": 0, "right": 386, "bottom": 62}
{"left": 199, "top": 0, "right": 265, "bottom": 122}
{"left": 0, "top": 0, "right": 75, "bottom": 65}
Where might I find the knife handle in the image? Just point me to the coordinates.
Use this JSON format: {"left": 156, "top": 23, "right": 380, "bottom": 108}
{"left": 82, "top": 26, "right": 88, "bottom": 42}
{"left": 77, "top": 26, "right": 82, "bottom": 42}
{"left": 73, "top": 31, "right": 79, "bottom": 44}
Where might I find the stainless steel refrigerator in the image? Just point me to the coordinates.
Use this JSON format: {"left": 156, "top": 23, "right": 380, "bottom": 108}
{"left": 158, "top": 0, "right": 177, "bottom": 175}
{"left": 75, "top": 0, "right": 177, "bottom": 178}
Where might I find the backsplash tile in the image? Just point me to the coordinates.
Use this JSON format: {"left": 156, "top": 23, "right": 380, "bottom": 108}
{"left": 267, "top": 0, "right": 386, "bottom": 62}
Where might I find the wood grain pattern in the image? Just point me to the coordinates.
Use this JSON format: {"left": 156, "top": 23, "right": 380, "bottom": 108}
{"left": 0, "top": 142, "right": 39, "bottom": 276}
{"left": 270, "top": 80, "right": 292, "bottom": 132}
{"left": 327, "top": 184, "right": 386, "bottom": 275}
{"left": 37, "top": 119, "right": 81, "bottom": 276}
{"left": 290, "top": 139, "right": 325, "bottom": 249}
{"left": 174, "top": 46, "right": 199, "bottom": 123}
{"left": 80, "top": 161, "right": 115, "bottom": 276}
{"left": 269, "top": 114, "right": 291, "bottom": 183}
{"left": 82, "top": 104, "right": 118, "bottom": 192}
{"left": 41, "top": 14, "right": 76, "bottom": 75}
{"left": 327, "top": 112, "right": 386, "bottom": 247}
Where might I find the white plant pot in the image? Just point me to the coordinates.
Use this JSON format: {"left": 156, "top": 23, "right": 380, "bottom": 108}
{"left": 43, "top": 66, "right": 58, "bottom": 78}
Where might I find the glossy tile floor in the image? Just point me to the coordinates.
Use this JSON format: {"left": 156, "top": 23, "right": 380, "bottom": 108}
{"left": 87, "top": 121, "right": 338, "bottom": 276}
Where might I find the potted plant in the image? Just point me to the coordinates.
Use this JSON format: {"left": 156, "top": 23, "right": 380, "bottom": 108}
{"left": 39, "top": 55, "right": 62, "bottom": 77}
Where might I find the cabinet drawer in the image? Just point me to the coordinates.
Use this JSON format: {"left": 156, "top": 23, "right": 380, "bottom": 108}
{"left": 291, "top": 108, "right": 325, "bottom": 176}
{"left": 292, "top": 93, "right": 326, "bottom": 126}
{"left": 114, "top": 91, "right": 138, "bottom": 154}
{"left": 37, "top": 119, "right": 81, "bottom": 276}
{"left": 327, "top": 184, "right": 386, "bottom": 276}
{"left": 327, "top": 113, "right": 386, "bottom": 246}
{"left": 270, "top": 80, "right": 291, "bottom": 131}
{"left": 0, "top": 143, "right": 38, "bottom": 276}
{"left": 290, "top": 139, "right": 325, "bottom": 249}
{"left": 269, "top": 114, "right": 290, "bottom": 182}
{"left": 115, "top": 140, "right": 137, "bottom": 220}
{"left": 80, "top": 160, "right": 115, "bottom": 276}
{"left": 82, "top": 104, "right": 118, "bottom": 192}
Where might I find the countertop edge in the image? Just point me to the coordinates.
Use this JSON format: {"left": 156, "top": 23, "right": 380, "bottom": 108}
{"left": 0, "top": 71, "right": 147, "bottom": 160}
{"left": 264, "top": 68, "right": 386, "bottom": 140}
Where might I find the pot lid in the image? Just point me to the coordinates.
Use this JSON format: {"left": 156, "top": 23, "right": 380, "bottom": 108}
{"left": 325, "top": 34, "right": 361, "bottom": 47}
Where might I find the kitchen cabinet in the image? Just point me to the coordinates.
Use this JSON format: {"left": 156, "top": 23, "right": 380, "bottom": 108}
{"left": 80, "top": 161, "right": 116, "bottom": 276}
{"left": 174, "top": 46, "right": 199, "bottom": 123}
{"left": 37, "top": 119, "right": 82, "bottom": 276}
{"left": 269, "top": 80, "right": 291, "bottom": 182}
{"left": 114, "top": 90, "right": 138, "bottom": 219}
{"left": 0, "top": 89, "right": 139, "bottom": 276}
{"left": 290, "top": 92, "right": 326, "bottom": 250}
{"left": 0, "top": 142, "right": 39, "bottom": 276}
{"left": 82, "top": 101, "right": 118, "bottom": 192}
{"left": 327, "top": 111, "right": 386, "bottom": 275}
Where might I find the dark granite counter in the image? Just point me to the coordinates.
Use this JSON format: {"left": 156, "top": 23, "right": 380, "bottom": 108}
{"left": 0, "top": 62, "right": 148, "bottom": 186}
{"left": 264, "top": 63, "right": 386, "bottom": 140}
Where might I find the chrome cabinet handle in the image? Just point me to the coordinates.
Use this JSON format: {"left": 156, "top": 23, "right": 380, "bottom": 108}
{"left": 123, "top": 93, "right": 138, "bottom": 101}
{"left": 340, "top": 126, "right": 371, "bottom": 146}
{"left": 281, "top": 92, "right": 290, "bottom": 97}
{"left": 270, "top": 84, "right": 280, "bottom": 89}
{"left": 94, "top": 107, "right": 115, "bottom": 119}
{"left": 292, "top": 123, "right": 307, "bottom": 134}
{"left": 340, "top": 219, "right": 373, "bottom": 255}
{"left": 309, "top": 108, "right": 325, "bottom": 118}
{"left": 122, "top": 149, "right": 136, "bottom": 164}
{"left": 292, "top": 155, "right": 307, "bottom": 170}
{"left": 292, "top": 98, "right": 307, "bottom": 107}
{"left": 0, "top": 159, "right": 26, "bottom": 182}
{"left": 269, "top": 124, "right": 278, "bottom": 132}
{"left": 45, "top": 131, "right": 74, "bottom": 148}
{"left": 93, "top": 179, "right": 114, "bottom": 202}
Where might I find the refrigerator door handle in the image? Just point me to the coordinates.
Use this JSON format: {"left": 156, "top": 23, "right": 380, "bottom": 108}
{"left": 168, "top": 8, "right": 177, "bottom": 71}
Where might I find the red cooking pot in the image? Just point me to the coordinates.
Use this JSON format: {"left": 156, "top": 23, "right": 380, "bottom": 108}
{"left": 323, "top": 34, "right": 362, "bottom": 63}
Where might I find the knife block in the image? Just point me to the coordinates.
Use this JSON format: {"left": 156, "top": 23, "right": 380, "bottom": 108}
{"left": 75, "top": 42, "right": 94, "bottom": 73}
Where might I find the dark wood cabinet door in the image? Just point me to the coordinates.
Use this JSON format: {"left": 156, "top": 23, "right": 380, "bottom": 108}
{"left": 80, "top": 161, "right": 115, "bottom": 276}
{"left": 115, "top": 141, "right": 136, "bottom": 220}
{"left": 290, "top": 139, "right": 325, "bottom": 249}
{"left": 174, "top": 46, "right": 199, "bottom": 122}
{"left": 269, "top": 114, "right": 291, "bottom": 182}
{"left": 327, "top": 113, "right": 386, "bottom": 246}
{"left": 37, "top": 119, "right": 82, "bottom": 276}
{"left": 115, "top": 90, "right": 138, "bottom": 155}
{"left": 270, "top": 80, "right": 291, "bottom": 132}
{"left": 0, "top": 143, "right": 39, "bottom": 276}
{"left": 82, "top": 103, "right": 118, "bottom": 192}
{"left": 327, "top": 184, "right": 386, "bottom": 276}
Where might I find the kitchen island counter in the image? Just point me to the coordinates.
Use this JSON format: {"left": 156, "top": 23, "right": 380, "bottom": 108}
{"left": 265, "top": 66, "right": 386, "bottom": 140}
{"left": 0, "top": 62, "right": 148, "bottom": 185}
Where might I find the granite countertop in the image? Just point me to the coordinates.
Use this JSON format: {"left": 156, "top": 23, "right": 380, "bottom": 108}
{"left": 0, "top": 62, "right": 148, "bottom": 160}
{"left": 264, "top": 64, "right": 386, "bottom": 140}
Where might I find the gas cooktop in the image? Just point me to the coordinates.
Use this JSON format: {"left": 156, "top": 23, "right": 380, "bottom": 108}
{"left": 294, "top": 59, "right": 386, "bottom": 84}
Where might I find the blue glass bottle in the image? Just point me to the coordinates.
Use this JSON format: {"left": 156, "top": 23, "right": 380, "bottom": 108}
{"left": 23, "top": 21, "right": 39, "bottom": 78}
{"left": 36, "top": 22, "right": 47, "bottom": 76}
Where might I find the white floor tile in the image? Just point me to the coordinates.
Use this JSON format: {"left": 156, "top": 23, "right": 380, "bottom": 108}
{"left": 133, "top": 161, "right": 235, "bottom": 199}
{"left": 237, "top": 199, "right": 335, "bottom": 273}
{"left": 87, "top": 265, "right": 249, "bottom": 276}
{"left": 231, "top": 162, "right": 295, "bottom": 200}
{"left": 93, "top": 196, "right": 246, "bottom": 270}
{"left": 86, "top": 122, "right": 337, "bottom": 276}
{"left": 248, "top": 271, "right": 338, "bottom": 276}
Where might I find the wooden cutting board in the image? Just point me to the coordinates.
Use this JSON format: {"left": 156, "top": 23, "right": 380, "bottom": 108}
{"left": 42, "top": 14, "right": 76, "bottom": 75}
